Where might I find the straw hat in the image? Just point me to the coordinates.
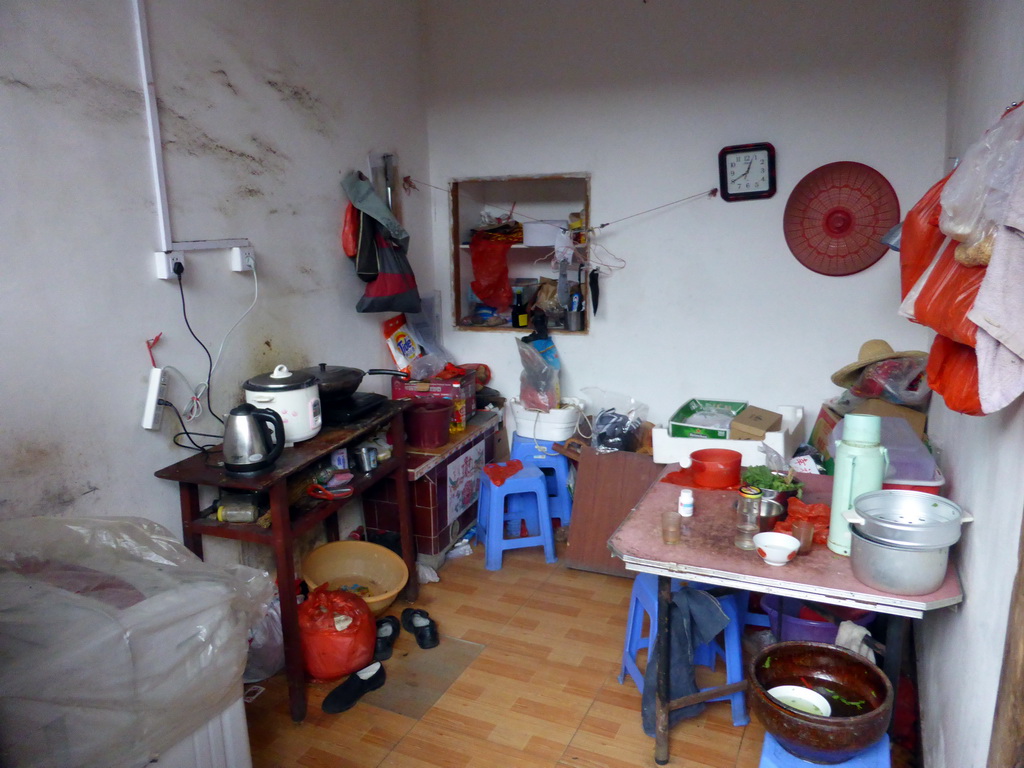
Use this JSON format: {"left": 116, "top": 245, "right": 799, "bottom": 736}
{"left": 831, "top": 340, "right": 928, "bottom": 388}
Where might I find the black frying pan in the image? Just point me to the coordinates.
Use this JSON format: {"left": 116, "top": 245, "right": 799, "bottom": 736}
{"left": 300, "top": 363, "right": 408, "bottom": 399}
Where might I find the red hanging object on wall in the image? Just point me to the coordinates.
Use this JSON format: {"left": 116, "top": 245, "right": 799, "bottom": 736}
{"left": 784, "top": 162, "right": 901, "bottom": 276}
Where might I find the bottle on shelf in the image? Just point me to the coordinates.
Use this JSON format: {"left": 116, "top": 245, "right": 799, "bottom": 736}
{"left": 511, "top": 288, "right": 529, "bottom": 329}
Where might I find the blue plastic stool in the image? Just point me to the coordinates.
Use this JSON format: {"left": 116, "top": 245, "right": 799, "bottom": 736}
{"left": 618, "top": 572, "right": 750, "bottom": 727}
{"left": 759, "top": 733, "right": 890, "bottom": 767}
{"left": 477, "top": 462, "right": 557, "bottom": 571}
{"left": 509, "top": 433, "right": 573, "bottom": 530}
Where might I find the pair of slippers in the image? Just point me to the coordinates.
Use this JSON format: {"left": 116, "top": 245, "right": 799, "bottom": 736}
{"left": 374, "top": 608, "right": 439, "bottom": 661}
{"left": 323, "top": 608, "right": 439, "bottom": 715}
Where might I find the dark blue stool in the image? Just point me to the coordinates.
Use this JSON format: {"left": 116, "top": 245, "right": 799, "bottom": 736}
{"left": 509, "top": 433, "right": 573, "bottom": 530}
{"left": 759, "top": 732, "right": 890, "bottom": 767}
{"left": 476, "top": 462, "right": 557, "bottom": 571}
{"left": 618, "top": 571, "right": 749, "bottom": 727}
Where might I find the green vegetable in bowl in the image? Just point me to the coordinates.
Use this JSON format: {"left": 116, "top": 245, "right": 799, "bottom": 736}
{"left": 741, "top": 465, "right": 804, "bottom": 492}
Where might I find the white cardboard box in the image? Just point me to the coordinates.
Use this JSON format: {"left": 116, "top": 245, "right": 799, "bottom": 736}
{"left": 653, "top": 405, "right": 804, "bottom": 466}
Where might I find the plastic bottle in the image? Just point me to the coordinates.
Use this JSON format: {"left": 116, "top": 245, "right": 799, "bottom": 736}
{"left": 678, "top": 488, "right": 694, "bottom": 518}
{"left": 827, "top": 414, "right": 888, "bottom": 556}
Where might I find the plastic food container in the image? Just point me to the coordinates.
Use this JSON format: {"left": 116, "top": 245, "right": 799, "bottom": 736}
{"left": 761, "top": 595, "right": 876, "bottom": 644}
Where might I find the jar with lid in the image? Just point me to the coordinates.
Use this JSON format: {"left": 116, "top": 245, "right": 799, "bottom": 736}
{"left": 735, "top": 485, "right": 762, "bottom": 550}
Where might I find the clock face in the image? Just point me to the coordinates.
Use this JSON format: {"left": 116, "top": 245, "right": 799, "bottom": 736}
{"left": 719, "top": 143, "right": 776, "bottom": 202}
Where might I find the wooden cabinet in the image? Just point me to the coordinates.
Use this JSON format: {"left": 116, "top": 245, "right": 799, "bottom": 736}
{"left": 451, "top": 174, "right": 590, "bottom": 333}
{"left": 563, "top": 445, "right": 662, "bottom": 577}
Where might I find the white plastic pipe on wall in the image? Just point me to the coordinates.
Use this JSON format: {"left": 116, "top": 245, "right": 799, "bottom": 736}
{"left": 132, "top": 0, "right": 250, "bottom": 254}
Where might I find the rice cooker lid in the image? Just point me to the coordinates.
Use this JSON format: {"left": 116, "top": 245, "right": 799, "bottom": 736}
{"left": 243, "top": 364, "right": 318, "bottom": 392}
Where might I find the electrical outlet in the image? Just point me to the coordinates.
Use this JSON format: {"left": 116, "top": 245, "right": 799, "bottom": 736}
{"left": 142, "top": 367, "right": 168, "bottom": 430}
{"left": 230, "top": 245, "right": 255, "bottom": 272}
{"left": 155, "top": 251, "right": 184, "bottom": 280}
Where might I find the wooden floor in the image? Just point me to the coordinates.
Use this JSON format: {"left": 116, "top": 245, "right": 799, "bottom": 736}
{"left": 245, "top": 540, "right": 768, "bottom": 768}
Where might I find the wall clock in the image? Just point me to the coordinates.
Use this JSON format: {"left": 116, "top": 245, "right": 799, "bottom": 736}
{"left": 718, "top": 142, "right": 776, "bottom": 202}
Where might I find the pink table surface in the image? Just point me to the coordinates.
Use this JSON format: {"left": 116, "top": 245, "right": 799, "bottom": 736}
{"left": 608, "top": 468, "right": 963, "bottom": 619}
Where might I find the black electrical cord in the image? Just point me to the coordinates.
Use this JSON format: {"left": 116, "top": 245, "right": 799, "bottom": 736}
{"left": 175, "top": 265, "right": 223, "bottom": 424}
{"left": 160, "top": 398, "right": 221, "bottom": 452}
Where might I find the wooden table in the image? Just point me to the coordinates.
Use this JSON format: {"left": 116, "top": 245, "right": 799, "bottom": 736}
{"left": 155, "top": 400, "right": 416, "bottom": 722}
{"left": 608, "top": 468, "right": 963, "bottom": 765}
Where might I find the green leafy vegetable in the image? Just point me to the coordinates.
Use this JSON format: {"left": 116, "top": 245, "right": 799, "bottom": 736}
{"left": 741, "top": 466, "right": 804, "bottom": 492}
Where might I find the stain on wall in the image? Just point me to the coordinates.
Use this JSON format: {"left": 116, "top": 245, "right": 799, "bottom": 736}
{"left": 264, "top": 75, "right": 333, "bottom": 137}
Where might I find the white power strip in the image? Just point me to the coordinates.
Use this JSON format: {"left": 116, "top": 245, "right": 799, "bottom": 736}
{"left": 142, "top": 367, "right": 168, "bottom": 430}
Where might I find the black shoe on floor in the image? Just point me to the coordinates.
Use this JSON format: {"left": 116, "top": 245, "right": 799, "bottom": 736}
{"left": 322, "top": 662, "right": 386, "bottom": 714}
{"left": 374, "top": 616, "right": 400, "bottom": 661}
{"left": 401, "top": 607, "right": 440, "bottom": 649}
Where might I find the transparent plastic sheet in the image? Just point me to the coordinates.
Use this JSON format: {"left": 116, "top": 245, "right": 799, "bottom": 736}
{"left": 0, "top": 516, "right": 272, "bottom": 768}
{"left": 580, "top": 387, "right": 649, "bottom": 453}
{"left": 939, "top": 103, "right": 1024, "bottom": 243}
{"left": 243, "top": 596, "right": 285, "bottom": 683}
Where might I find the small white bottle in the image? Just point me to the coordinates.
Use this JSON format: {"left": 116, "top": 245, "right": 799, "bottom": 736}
{"left": 677, "top": 489, "right": 694, "bottom": 518}
{"left": 678, "top": 488, "right": 694, "bottom": 537}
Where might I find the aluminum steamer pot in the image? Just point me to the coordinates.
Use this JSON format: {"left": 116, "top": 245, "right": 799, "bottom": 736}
{"left": 850, "top": 529, "right": 948, "bottom": 596}
{"left": 844, "top": 489, "right": 971, "bottom": 549}
{"left": 243, "top": 364, "right": 321, "bottom": 443}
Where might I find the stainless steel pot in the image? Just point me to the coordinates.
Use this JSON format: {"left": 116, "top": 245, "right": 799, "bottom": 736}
{"left": 844, "top": 489, "right": 971, "bottom": 549}
{"left": 849, "top": 529, "right": 949, "bottom": 595}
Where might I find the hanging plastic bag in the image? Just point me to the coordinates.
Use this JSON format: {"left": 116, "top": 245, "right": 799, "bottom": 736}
{"left": 298, "top": 585, "right": 375, "bottom": 681}
{"left": 939, "top": 104, "right": 1024, "bottom": 243}
{"left": 899, "top": 174, "right": 950, "bottom": 300}
{"left": 926, "top": 334, "right": 983, "bottom": 416}
{"left": 469, "top": 232, "right": 514, "bottom": 312}
{"left": 912, "top": 239, "right": 984, "bottom": 346}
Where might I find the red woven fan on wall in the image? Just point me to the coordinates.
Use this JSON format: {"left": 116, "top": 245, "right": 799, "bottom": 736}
{"left": 783, "top": 162, "right": 900, "bottom": 276}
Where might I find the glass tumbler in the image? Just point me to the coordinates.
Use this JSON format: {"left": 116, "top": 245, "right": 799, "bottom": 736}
{"left": 735, "top": 485, "right": 762, "bottom": 550}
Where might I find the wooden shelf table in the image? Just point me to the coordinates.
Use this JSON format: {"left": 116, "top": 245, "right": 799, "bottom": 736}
{"left": 155, "top": 399, "right": 416, "bottom": 722}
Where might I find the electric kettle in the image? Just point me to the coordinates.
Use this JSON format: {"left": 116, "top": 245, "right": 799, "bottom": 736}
{"left": 223, "top": 403, "right": 286, "bottom": 474}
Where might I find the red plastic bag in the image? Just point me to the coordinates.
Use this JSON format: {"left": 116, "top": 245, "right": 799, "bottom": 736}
{"left": 900, "top": 174, "right": 951, "bottom": 300}
{"left": 469, "top": 233, "right": 514, "bottom": 311}
{"left": 912, "top": 239, "right": 985, "bottom": 346}
{"left": 926, "top": 334, "right": 983, "bottom": 416}
{"left": 298, "top": 585, "right": 375, "bottom": 681}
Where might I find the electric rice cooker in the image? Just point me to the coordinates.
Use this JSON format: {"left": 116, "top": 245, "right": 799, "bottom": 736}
{"left": 242, "top": 364, "right": 321, "bottom": 443}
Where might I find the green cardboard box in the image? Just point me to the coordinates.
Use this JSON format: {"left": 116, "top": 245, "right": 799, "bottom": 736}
{"left": 668, "top": 399, "right": 747, "bottom": 439}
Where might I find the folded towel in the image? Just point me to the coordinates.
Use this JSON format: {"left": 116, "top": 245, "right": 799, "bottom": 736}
{"left": 835, "top": 620, "right": 876, "bottom": 663}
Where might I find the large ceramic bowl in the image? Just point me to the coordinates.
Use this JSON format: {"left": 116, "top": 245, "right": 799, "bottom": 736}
{"left": 748, "top": 641, "right": 893, "bottom": 764}
{"left": 302, "top": 541, "right": 409, "bottom": 616}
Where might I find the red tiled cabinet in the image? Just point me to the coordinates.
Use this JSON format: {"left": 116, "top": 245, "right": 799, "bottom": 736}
{"left": 363, "top": 411, "right": 500, "bottom": 556}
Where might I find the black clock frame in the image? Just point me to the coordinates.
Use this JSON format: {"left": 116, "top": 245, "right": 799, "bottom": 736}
{"left": 718, "top": 142, "right": 777, "bottom": 202}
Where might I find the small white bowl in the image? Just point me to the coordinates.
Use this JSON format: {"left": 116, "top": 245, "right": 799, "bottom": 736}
{"left": 768, "top": 684, "right": 832, "bottom": 717}
{"left": 753, "top": 532, "right": 800, "bottom": 566}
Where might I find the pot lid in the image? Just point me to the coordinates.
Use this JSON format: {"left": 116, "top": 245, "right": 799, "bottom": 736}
{"left": 783, "top": 162, "right": 900, "bottom": 276}
{"left": 243, "top": 364, "right": 318, "bottom": 392}
{"left": 851, "top": 489, "right": 965, "bottom": 548}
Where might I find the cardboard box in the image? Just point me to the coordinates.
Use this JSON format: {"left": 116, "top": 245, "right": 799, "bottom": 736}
{"left": 392, "top": 370, "right": 477, "bottom": 432}
{"left": 668, "top": 399, "right": 747, "bottom": 439}
{"left": 654, "top": 406, "right": 805, "bottom": 466}
{"left": 851, "top": 399, "right": 926, "bottom": 438}
{"left": 809, "top": 398, "right": 927, "bottom": 465}
{"left": 729, "top": 405, "right": 784, "bottom": 441}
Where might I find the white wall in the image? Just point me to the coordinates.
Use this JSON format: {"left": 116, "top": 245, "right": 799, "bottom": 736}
{"left": 917, "top": 2, "right": 1024, "bottom": 766}
{"left": 0, "top": 1, "right": 431, "bottom": 539}
{"left": 423, "top": 0, "right": 950, "bottom": 429}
